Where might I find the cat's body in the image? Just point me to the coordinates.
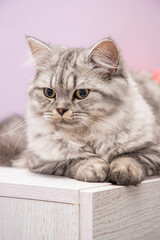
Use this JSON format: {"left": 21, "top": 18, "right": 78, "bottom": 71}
{"left": 0, "top": 37, "right": 160, "bottom": 185}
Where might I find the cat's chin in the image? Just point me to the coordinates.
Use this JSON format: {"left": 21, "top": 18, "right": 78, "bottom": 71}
{"left": 55, "top": 119, "right": 77, "bottom": 128}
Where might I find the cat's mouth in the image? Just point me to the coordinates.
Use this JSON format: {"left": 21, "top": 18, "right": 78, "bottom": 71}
{"left": 59, "top": 119, "right": 70, "bottom": 124}
{"left": 56, "top": 118, "right": 75, "bottom": 126}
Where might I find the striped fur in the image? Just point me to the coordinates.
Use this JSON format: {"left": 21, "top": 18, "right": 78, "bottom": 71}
{"left": 1, "top": 37, "right": 160, "bottom": 185}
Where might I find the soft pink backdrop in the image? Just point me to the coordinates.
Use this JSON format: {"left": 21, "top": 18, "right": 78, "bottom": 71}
{"left": 0, "top": 0, "right": 160, "bottom": 120}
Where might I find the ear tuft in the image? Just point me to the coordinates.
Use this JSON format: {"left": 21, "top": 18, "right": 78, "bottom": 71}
{"left": 88, "top": 39, "right": 119, "bottom": 74}
{"left": 26, "top": 37, "right": 53, "bottom": 68}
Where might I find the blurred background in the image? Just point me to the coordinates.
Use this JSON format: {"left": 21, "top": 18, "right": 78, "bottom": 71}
{"left": 0, "top": 0, "right": 160, "bottom": 120}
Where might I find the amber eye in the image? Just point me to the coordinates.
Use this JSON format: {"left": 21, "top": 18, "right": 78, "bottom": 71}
{"left": 44, "top": 88, "right": 56, "bottom": 98}
{"left": 74, "top": 89, "right": 89, "bottom": 99}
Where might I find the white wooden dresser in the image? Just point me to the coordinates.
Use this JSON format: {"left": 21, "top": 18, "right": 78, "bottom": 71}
{"left": 0, "top": 167, "right": 160, "bottom": 240}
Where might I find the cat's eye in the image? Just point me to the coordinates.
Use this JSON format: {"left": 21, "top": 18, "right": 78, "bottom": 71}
{"left": 74, "top": 89, "right": 89, "bottom": 99}
{"left": 44, "top": 88, "right": 56, "bottom": 98}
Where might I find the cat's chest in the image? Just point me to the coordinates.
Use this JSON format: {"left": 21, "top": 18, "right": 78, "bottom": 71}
{"left": 28, "top": 122, "right": 115, "bottom": 161}
{"left": 30, "top": 130, "right": 92, "bottom": 161}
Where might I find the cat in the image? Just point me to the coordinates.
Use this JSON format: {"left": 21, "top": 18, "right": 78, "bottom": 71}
{"left": 0, "top": 36, "right": 160, "bottom": 185}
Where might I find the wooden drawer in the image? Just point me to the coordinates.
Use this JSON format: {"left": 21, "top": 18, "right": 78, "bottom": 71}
{"left": 0, "top": 197, "right": 79, "bottom": 240}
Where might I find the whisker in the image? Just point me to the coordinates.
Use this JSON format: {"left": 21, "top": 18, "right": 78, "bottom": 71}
{"left": 7, "top": 118, "right": 24, "bottom": 150}
{"left": 0, "top": 116, "right": 40, "bottom": 137}
{"left": 13, "top": 118, "right": 49, "bottom": 154}
{"left": 13, "top": 130, "right": 25, "bottom": 155}
{"left": 76, "top": 115, "right": 122, "bottom": 139}
{"left": 98, "top": 117, "right": 122, "bottom": 131}
{"left": 80, "top": 120, "right": 94, "bottom": 142}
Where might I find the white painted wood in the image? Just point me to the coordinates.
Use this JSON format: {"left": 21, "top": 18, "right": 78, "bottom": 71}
{"left": 0, "top": 167, "right": 109, "bottom": 204}
{"left": 0, "top": 197, "right": 79, "bottom": 240}
{"left": 1, "top": 167, "right": 160, "bottom": 240}
{"left": 80, "top": 177, "right": 160, "bottom": 240}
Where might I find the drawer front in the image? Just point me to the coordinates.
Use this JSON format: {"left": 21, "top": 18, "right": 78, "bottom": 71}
{"left": 0, "top": 197, "right": 79, "bottom": 240}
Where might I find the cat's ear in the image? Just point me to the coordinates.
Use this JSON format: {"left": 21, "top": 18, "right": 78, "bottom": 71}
{"left": 88, "top": 39, "right": 119, "bottom": 74}
{"left": 26, "top": 37, "right": 53, "bottom": 68}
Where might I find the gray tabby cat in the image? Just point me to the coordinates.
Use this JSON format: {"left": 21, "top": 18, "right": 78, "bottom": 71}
{"left": 0, "top": 37, "right": 160, "bottom": 185}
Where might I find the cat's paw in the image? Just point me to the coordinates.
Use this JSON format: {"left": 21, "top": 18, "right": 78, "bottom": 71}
{"left": 109, "top": 157, "right": 145, "bottom": 186}
{"left": 75, "top": 158, "right": 109, "bottom": 182}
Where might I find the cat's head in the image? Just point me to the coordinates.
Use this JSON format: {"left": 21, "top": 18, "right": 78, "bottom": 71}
{"left": 26, "top": 37, "right": 129, "bottom": 132}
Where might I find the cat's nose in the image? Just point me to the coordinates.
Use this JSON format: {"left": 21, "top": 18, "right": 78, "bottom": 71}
{"left": 56, "top": 108, "right": 68, "bottom": 116}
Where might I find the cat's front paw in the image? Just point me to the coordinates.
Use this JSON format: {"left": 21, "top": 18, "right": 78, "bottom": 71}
{"left": 75, "top": 158, "right": 109, "bottom": 182}
{"left": 109, "top": 157, "right": 145, "bottom": 186}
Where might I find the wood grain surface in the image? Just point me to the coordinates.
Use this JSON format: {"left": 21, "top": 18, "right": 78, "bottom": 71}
{"left": 80, "top": 177, "right": 160, "bottom": 240}
{"left": 0, "top": 197, "right": 79, "bottom": 240}
{"left": 1, "top": 167, "right": 160, "bottom": 240}
{"left": 0, "top": 167, "right": 110, "bottom": 204}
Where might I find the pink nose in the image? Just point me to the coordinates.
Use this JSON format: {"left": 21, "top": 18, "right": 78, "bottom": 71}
{"left": 56, "top": 108, "right": 68, "bottom": 116}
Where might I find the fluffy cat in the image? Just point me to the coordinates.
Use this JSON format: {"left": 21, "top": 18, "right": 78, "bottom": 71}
{"left": 0, "top": 37, "right": 160, "bottom": 185}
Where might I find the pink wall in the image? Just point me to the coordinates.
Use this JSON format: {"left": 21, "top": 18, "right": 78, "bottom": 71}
{"left": 0, "top": 0, "right": 160, "bottom": 120}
